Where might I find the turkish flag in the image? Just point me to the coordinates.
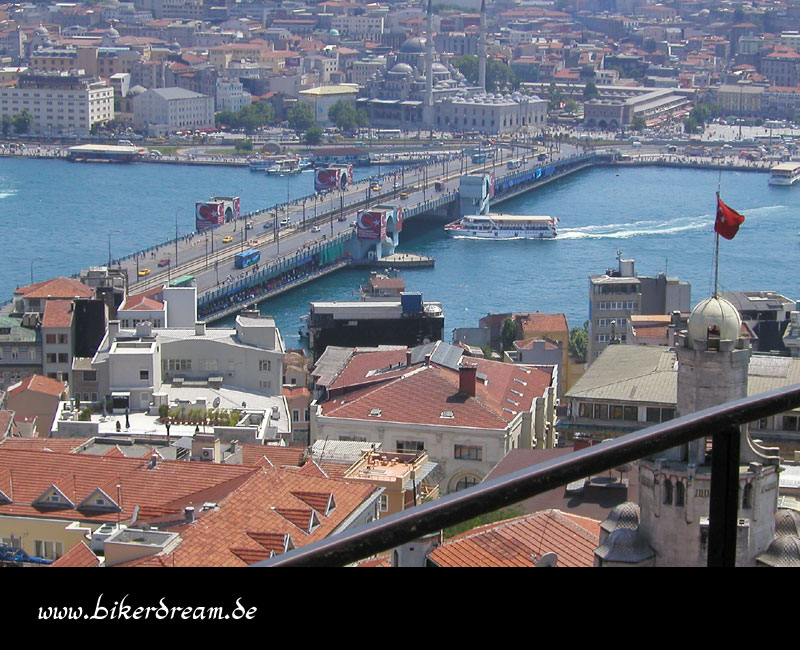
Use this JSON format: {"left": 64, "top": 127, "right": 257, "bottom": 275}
{"left": 715, "top": 196, "right": 745, "bottom": 240}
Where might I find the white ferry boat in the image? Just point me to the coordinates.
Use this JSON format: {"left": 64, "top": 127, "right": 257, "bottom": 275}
{"left": 769, "top": 162, "right": 800, "bottom": 185}
{"left": 444, "top": 213, "right": 558, "bottom": 239}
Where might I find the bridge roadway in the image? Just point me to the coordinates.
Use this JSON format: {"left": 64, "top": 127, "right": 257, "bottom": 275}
{"left": 120, "top": 146, "right": 549, "bottom": 298}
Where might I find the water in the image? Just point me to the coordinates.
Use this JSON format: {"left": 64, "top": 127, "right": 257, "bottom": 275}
{"left": 3, "top": 158, "right": 798, "bottom": 349}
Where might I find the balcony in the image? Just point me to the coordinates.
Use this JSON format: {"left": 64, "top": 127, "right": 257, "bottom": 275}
{"left": 256, "top": 383, "right": 800, "bottom": 567}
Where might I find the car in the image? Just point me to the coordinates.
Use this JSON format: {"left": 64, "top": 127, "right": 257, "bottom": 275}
{"left": 280, "top": 218, "right": 290, "bottom": 226}
{"left": 245, "top": 221, "right": 254, "bottom": 230}
{"left": 311, "top": 225, "right": 320, "bottom": 232}
{"left": 158, "top": 258, "right": 170, "bottom": 267}
{"left": 371, "top": 185, "right": 382, "bottom": 192}
{"left": 138, "top": 268, "right": 151, "bottom": 277}
{"left": 350, "top": 220, "right": 357, "bottom": 227}
{"left": 222, "top": 235, "right": 233, "bottom": 243}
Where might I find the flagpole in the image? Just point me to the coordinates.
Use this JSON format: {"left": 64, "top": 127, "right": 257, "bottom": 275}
{"left": 714, "top": 191, "right": 721, "bottom": 298}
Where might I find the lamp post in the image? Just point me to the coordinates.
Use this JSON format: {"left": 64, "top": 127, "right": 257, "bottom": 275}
{"left": 205, "top": 236, "right": 209, "bottom": 270}
{"left": 30, "top": 256, "right": 44, "bottom": 285}
{"left": 302, "top": 198, "right": 306, "bottom": 231}
{"left": 173, "top": 210, "right": 180, "bottom": 268}
{"left": 107, "top": 230, "right": 121, "bottom": 267}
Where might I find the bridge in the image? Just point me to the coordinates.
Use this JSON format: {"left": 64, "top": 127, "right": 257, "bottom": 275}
{"left": 110, "top": 148, "right": 616, "bottom": 323}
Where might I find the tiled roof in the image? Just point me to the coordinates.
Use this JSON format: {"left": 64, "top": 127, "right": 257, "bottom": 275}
{"left": 0, "top": 448, "right": 256, "bottom": 524}
{"left": 51, "top": 540, "right": 100, "bottom": 567}
{"left": 123, "top": 467, "right": 377, "bottom": 566}
{"left": 240, "top": 444, "right": 304, "bottom": 468}
{"left": 427, "top": 509, "right": 599, "bottom": 567}
{"left": 518, "top": 313, "right": 569, "bottom": 335}
{"left": 7, "top": 374, "right": 66, "bottom": 399}
{"left": 321, "top": 356, "right": 553, "bottom": 430}
{"left": 14, "top": 277, "right": 93, "bottom": 300}
{"left": 42, "top": 300, "right": 73, "bottom": 328}
{"left": 120, "top": 294, "right": 164, "bottom": 311}
{"left": 328, "top": 348, "right": 409, "bottom": 392}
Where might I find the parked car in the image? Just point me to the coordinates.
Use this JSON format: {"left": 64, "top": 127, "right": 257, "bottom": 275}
{"left": 158, "top": 258, "right": 170, "bottom": 267}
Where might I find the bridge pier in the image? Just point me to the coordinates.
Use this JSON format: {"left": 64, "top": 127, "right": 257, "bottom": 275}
{"left": 460, "top": 173, "right": 492, "bottom": 215}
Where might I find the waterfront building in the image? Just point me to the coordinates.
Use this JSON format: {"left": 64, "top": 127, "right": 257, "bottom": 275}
{"left": 587, "top": 254, "right": 690, "bottom": 363}
{"left": 435, "top": 91, "right": 547, "bottom": 134}
{"left": 0, "top": 315, "right": 42, "bottom": 392}
{"left": 715, "top": 83, "right": 764, "bottom": 117}
{"left": 310, "top": 341, "right": 558, "bottom": 493}
{"left": 215, "top": 77, "right": 251, "bottom": 113}
{"left": 0, "top": 71, "right": 114, "bottom": 137}
{"left": 132, "top": 85, "right": 214, "bottom": 134}
{"left": 297, "top": 84, "right": 359, "bottom": 126}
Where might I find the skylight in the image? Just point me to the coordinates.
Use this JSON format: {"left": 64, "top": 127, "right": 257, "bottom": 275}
{"left": 369, "top": 408, "right": 382, "bottom": 417}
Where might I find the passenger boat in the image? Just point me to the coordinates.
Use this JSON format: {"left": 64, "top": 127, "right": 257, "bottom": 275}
{"left": 769, "top": 162, "right": 800, "bottom": 185}
{"left": 444, "top": 213, "right": 558, "bottom": 239}
{"left": 249, "top": 159, "right": 273, "bottom": 171}
{"left": 267, "top": 158, "right": 301, "bottom": 175}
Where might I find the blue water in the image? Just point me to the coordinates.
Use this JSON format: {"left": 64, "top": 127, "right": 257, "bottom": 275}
{"left": 3, "top": 158, "right": 797, "bottom": 350}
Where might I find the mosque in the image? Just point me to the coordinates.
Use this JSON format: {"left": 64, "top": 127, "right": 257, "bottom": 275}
{"left": 358, "top": 0, "right": 547, "bottom": 134}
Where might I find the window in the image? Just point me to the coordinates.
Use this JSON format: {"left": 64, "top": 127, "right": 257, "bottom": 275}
{"left": 58, "top": 353, "right": 68, "bottom": 364}
{"left": 782, "top": 415, "right": 800, "bottom": 431}
{"left": 46, "top": 353, "right": 57, "bottom": 363}
{"left": 140, "top": 370, "right": 149, "bottom": 380}
{"left": 165, "top": 359, "right": 191, "bottom": 372}
{"left": 593, "top": 403, "right": 609, "bottom": 420}
{"left": 259, "top": 360, "right": 271, "bottom": 372}
{"left": 742, "top": 483, "right": 753, "bottom": 509}
{"left": 34, "top": 540, "right": 63, "bottom": 561}
{"left": 455, "top": 476, "right": 480, "bottom": 492}
{"left": 663, "top": 478, "right": 673, "bottom": 505}
{"left": 46, "top": 334, "right": 56, "bottom": 344}
{"left": 454, "top": 445, "right": 482, "bottom": 461}
{"left": 292, "top": 409, "right": 299, "bottom": 422}
{"left": 396, "top": 440, "right": 424, "bottom": 453}
{"left": 83, "top": 370, "right": 97, "bottom": 382}
{"left": 675, "top": 481, "right": 685, "bottom": 506}
{"left": 378, "top": 494, "right": 388, "bottom": 512}
{"left": 58, "top": 334, "right": 68, "bottom": 344}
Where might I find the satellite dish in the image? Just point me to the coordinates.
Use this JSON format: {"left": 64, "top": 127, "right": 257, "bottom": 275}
{"left": 535, "top": 552, "right": 558, "bottom": 568}
{"left": 213, "top": 397, "right": 220, "bottom": 408}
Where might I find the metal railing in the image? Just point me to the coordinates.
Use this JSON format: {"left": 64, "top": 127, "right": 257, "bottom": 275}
{"left": 255, "top": 383, "right": 800, "bottom": 567}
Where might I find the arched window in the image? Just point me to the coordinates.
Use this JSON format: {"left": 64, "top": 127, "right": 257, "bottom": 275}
{"left": 455, "top": 476, "right": 480, "bottom": 492}
{"left": 742, "top": 482, "right": 753, "bottom": 509}
{"left": 663, "top": 478, "right": 673, "bottom": 505}
{"left": 675, "top": 481, "right": 685, "bottom": 507}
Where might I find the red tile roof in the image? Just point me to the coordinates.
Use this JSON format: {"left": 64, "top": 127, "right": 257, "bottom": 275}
{"left": 42, "top": 299, "right": 74, "bottom": 328}
{"left": 0, "top": 437, "right": 88, "bottom": 453}
{"left": 518, "top": 313, "right": 569, "bottom": 335}
{"left": 14, "top": 277, "right": 93, "bottom": 300}
{"left": 51, "top": 540, "right": 100, "bottom": 567}
{"left": 427, "top": 509, "right": 600, "bottom": 567}
{"left": 7, "top": 375, "right": 66, "bottom": 399}
{"left": 240, "top": 444, "right": 304, "bottom": 468}
{"left": 122, "top": 467, "right": 377, "bottom": 566}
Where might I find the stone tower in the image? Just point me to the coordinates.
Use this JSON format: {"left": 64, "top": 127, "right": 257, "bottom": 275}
{"left": 620, "top": 296, "right": 781, "bottom": 566}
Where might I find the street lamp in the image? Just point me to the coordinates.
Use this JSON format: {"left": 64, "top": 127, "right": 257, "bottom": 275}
{"left": 173, "top": 210, "right": 180, "bottom": 268}
{"left": 30, "top": 256, "right": 44, "bottom": 285}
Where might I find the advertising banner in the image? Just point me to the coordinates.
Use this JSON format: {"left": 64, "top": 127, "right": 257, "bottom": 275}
{"left": 357, "top": 210, "right": 386, "bottom": 240}
{"left": 195, "top": 201, "right": 224, "bottom": 231}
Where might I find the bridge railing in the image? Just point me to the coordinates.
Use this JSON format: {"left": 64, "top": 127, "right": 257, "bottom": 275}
{"left": 255, "top": 383, "right": 800, "bottom": 567}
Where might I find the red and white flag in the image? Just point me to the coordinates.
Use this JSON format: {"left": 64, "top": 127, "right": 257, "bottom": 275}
{"left": 715, "top": 196, "right": 745, "bottom": 240}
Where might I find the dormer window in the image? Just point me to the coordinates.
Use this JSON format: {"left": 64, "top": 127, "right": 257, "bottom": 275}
{"left": 440, "top": 410, "right": 454, "bottom": 419}
{"left": 707, "top": 324, "right": 720, "bottom": 351}
{"left": 369, "top": 408, "right": 382, "bottom": 417}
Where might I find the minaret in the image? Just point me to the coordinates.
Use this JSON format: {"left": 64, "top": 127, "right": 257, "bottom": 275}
{"left": 478, "top": 0, "right": 487, "bottom": 93}
{"left": 423, "top": 0, "right": 435, "bottom": 126}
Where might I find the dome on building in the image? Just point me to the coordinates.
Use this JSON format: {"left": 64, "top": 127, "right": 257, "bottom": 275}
{"left": 105, "top": 26, "right": 120, "bottom": 39}
{"left": 600, "top": 501, "right": 641, "bottom": 534}
{"left": 594, "top": 528, "right": 655, "bottom": 563}
{"left": 389, "top": 62, "right": 413, "bottom": 75}
{"left": 400, "top": 36, "right": 426, "bottom": 53}
{"left": 775, "top": 509, "right": 800, "bottom": 537}
{"left": 34, "top": 25, "right": 49, "bottom": 37}
{"left": 169, "top": 40, "right": 182, "bottom": 52}
{"left": 757, "top": 534, "right": 800, "bottom": 567}
{"left": 431, "top": 62, "right": 448, "bottom": 72}
{"left": 687, "top": 295, "right": 742, "bottom": 345}
{"left": 328, "top": 28, "right": 340, "bottom": 36}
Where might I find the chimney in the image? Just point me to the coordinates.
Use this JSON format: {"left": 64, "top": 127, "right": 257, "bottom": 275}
{"left": 195, "top": 321, "right": 206, "bottom": 336}
{"left": 424, "top": 353, "right": 431, "bottom": 367}
{"left": 184, "top": 506, "right": 195, "bottom": 523}
{"left": 406, "top": 349, "right": 412, "bottom": 367}
{"left": 108, "top": 319, "right": 120, "bottom": 341}
{"left": 149, "top": 453, "right": 159, "bottom": 469}
{"left": 459, "top": 363, "right": 477, "bottom": 397}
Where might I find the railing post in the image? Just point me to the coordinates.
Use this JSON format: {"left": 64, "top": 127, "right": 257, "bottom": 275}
{"left": 707, "top": 424, "right": 741, "bottom": 567}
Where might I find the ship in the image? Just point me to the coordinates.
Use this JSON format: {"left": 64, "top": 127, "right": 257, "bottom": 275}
{"left": 444, "top": 213, "right": 558, "bottom": 239}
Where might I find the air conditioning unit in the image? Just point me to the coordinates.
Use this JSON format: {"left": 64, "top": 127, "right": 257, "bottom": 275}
{"left": 200, "top": 448, "right": 214, "bottom": 461}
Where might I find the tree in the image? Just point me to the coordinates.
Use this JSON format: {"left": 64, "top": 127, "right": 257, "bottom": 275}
{"left": 548, "top": 81, "right": 563, "bottom": 111}
{"left": 287, "top": 102, "right": 315, "bottom": 133}
{"left": 1, "top": 114, "right": 12, "bottom": 137}
{"left": 500, "top": 317, "right": 517, "bottom": 351}
{"left": 304, "top": 126, "right": 323, "bottom": 145}
{"left": 633, "top": 116, "right": 646, "bottom": 131}
{"left": 451, "top": 54, "right": 517, "bottom": 92}
{"left": 568, "top": 323, "right": 589, "bottom": 363}
{"left": 328, "top": 100, "right": 368, "bottom": 131}
{"left": 12, "top": 109, "right": 32, "bottom": 134}
{"left": 583, "top": 81, "right": 599, "bottom": 101}
{"left": 234, "top": 140, "right": 253, "bottom": 153}
{"left": 564, "top": 98, "right": 579, "bottom": 114}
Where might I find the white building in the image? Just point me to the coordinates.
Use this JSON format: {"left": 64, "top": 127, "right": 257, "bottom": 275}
{"left": 435, "top": 91, "right": 548, "bottom": 134}
{"left": 0, "top": 71, "right": 114, "bottom": 137}
{"left": 215, "top": 78, "right": 251, "bottom": 113}
{"left": 331, "top": 15, "right": 384, "bottom": 41}
{"left": 132, "top": 86, "right": 214, "bottom": 135}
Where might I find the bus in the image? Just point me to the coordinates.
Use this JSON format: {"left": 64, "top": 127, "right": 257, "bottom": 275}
{"left": 375, "top": 129, "right": 401, "bottom": 139}
{"left": 472, "top": 153, "right": 486, "bottom": 164}
{"left": 170, "top": 275, "right": 195, "bottom": 287}
{"left": 235, "top": 249, "right": 260, "bottom": 269}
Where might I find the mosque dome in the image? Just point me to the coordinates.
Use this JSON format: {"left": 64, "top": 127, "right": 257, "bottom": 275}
{"left": 389, "top": 62, "right": 413, "bottom": 75}
{"left": 328, "top": 28, "right": 340, "bottom": 36}
{"left": 687, "top": 295, "right": 742, "bottom": 345}
{"left": 431, "top": 62, "right": 448, "bottom": 72}
{"left": 105, "top": 26, "right": 120, "bottom": 39}
{"left": 400, "top": 36, "right": 426, "bottom": 53}
{"left": 34, "top": 25, "right": 49, "bottom": 37}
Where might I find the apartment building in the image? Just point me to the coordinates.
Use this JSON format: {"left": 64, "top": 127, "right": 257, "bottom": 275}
{"left": 132, "top": 86, "right": 214, "bottom": 134}
{"left": 0, "top": 71, "right": 114, "bottom": 136}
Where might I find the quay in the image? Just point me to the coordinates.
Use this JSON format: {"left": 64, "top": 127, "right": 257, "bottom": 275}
{"left": 359, "top": 253, "right": 435, "bottom": 269}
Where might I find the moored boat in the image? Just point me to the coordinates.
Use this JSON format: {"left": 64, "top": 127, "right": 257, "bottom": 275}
{"left": 769, "top": 162, "right": 800, "bottom": 186}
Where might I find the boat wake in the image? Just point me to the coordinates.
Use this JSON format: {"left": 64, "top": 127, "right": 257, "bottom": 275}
{"left": 0, "top": 190, "right": 17, "bottom": 199}
{"left": 558, "top": 214, "right": 712, "bottom": 240}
